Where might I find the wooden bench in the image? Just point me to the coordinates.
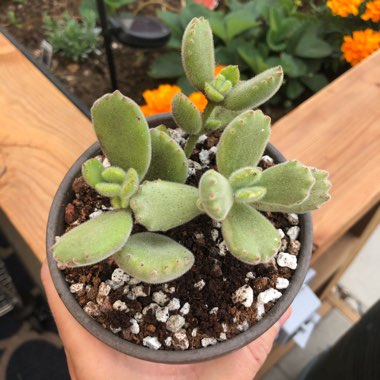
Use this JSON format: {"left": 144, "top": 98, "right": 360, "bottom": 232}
{"left": 0, "top": 31, "right": 379, "bottom": 373}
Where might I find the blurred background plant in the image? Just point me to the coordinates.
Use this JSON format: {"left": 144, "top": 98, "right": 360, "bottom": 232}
{"left": 43, "top": 10, "right": 101, "bottom": 61}
{"left": 79, "top": 0, "right": 135, "bottom": 17}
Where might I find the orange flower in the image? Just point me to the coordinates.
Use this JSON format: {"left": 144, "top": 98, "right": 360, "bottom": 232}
{"left": 140, "top": 84, "right": 181, "bottom": 116}
{"left": 189, "top": 92, "right": 208, "bottom": 112}
{"left": 327, "top": 0, "right": 363, "bottom": 17}
{"left": 341, "top": 29, "right": 380, "bottom": 66}
{"left": 214, "top": 65, "right": 226, "bottom": 76}
{"left": 362, "top": 0, "right": 380, "bottom": 21}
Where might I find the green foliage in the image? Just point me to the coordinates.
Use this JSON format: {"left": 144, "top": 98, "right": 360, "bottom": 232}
{"left": 79, "top": 0, "right": 135, "bottom": 16}
{"left": 152, "top": 0, "right": 339, "bottom": 106}
{"left": 7, "top": 11, "right": 22, "bottom": 27}
{"left": 53, "top": 16, "right": 331, "bottom": 283}
{"left": 43, "top": 11, "right": 100, "bottom": 61}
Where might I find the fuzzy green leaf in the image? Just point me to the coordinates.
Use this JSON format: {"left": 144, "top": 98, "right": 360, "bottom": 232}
{"left": 82, "top": 159, "right": 104, "bottom": 188}
{"left": 223, "top": 66, "right": 283, "bottom": 111}
{"left": 219, "top": 65, "right": 240, "bottom": 86}
{"left": 217, "top": 110, "right": 271, "bottom": 177}
{"left": 253, "top": 161, "right": 315, "bottom": 209}
{"left": 229, "top": 167, "right": 262, "bottom": 190}
{"left": 207, "top": 106, "right": 242, "bottom": 130}
{"left": 199, "top": 169, "right": 234, "bottom": 221}
{"left": 222, "top": 203, "right": 281, "bottom": 264}
{"left": 120, "top": 168, "right": 139, "bottom": 199}
{"left": 145, "top": 128, "right": 188, "bottom": 183}
{"left": 91, "top": 90, "right": 151, "bottom": 179}
{"left": 255, "top": 168, "right": 331, "bottom": 212}
{"left": 235, "top": 186, "right": 266, "bottom": 203}
{"left": 130, "top": 180, "right": 202, "bottom": 231}
{"left": 114, "top": 233, "right": 194, "bottom": 284}
{"left": 204, "top": 82, "right": 224, "bottom": 103}
{"left": 182, "top": 17, "right": 215, "bottom": 91}
{"left": 52, "top": 210, "right": 132, "bottom": 267}
{"left": 95, "top": 182, "right": 121, "bottom": 197}
{"left": 171, "top": 93, "right": 202, "bottom": 135}
{"left": 101, "top": 167, "right": 126, "bottom": 184}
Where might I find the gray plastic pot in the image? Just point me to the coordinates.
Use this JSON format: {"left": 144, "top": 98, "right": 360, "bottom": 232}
{"left": 46, "top": 113, "right": 313, "bottom": 364}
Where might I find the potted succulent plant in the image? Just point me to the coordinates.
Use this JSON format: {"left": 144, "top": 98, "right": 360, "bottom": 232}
{"left": 46, "top": 17, "right": 331, "bottom": 364}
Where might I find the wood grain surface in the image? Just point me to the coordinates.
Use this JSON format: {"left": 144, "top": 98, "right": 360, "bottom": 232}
{"left": 0, "top": 32, "right": 379, "bottom": 263}
{"left": 0, "top": 33, "right": 95, "bottom": 262}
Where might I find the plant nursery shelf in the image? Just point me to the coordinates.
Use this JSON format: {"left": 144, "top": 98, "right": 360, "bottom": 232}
{"left": 0, "top": 31, "right": 379, "bottom": 370}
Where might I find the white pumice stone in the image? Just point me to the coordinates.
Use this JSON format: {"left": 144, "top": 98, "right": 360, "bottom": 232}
{"left": 199, "top": 149, "right": 211, "bottom": 165}
{"left": 173, "top": 330, "right": 189, "bottom": 350}
{"left": 256, "top": 303, "right": 266, "bottom": 320}
{"left": 277, "top": 228, "right": 285, "bottom": 239}
{"left": 128, "top": 278, "right": 141, "bottom": 285}
{"left": 89, "top": 210, "right": 103, "bottom": 219}
{"left": 287, "top": 226, "right": 300, "bottom": 240}
{"left": 111, "top": 268, "right": 129, "bottom": 283}
{"left": 85, "top": 285, "right": 93, "bottom": 292}
{"left": 191, "top": 328, "right": 198, "bottom": 337}
{"left": 261, "top": 155, "right": 274, "bottom": 165}
{"left": 211, "top": 229, "right": 219, "bottom": 241}
{"left": 134, "top": 313, "right": 143, "bottom": 323}
{"left": 70, "top": 283, "right": 84, "bottom": 293}
{"left": 166, "top": 315, "right": 186, "bottom": 333}
{"left": 232, "top": 285, "right": 254, "bottom": 307}
{"left": 84, "top": 301, "right": 101, "bottom": 317}
{"left": 276, "top": 277, "right": 290, "bottom": 290}
{"left": 164, "top": 337, "right": 172, "bottom": 347}
{"left": 113, "top": 300, "right": 128, "bottom": 311}
{"left": 169, "top": 129, "right": 186, "bottom": 146}
{"left": 180, "top": 302, "right": 190, "bottom": 315}
{"left": 246, "top": 272, "right": 255, "bottom": 279}
{"left": 102, "top": 157, "right": 111, "bottom": 167}
{"left": 221, "top": 323, "right": 228, "bottom": 333}
{"left": 219, "top": 332, "right": 227, "bottom": 341}
{"left": 110, "top": 326, "right": 121, "bottom": 334}
{"left": 257, "top": 288, "right": 282, "bottom": 304}
{"left": 129, "top": 285, "right": 147, "bottom": 299}
{"left": 130, "top": 319, "right": 140, "bottom": 334}
{"left": 277, "top": 252, "right": 298, "bottom": 270}
{"left": 279, "top": 238, "right": 288, "bottom": 252}
{"left": 237, "top": 320, "right": 249, "bottom": 332}
{"left": 163, "top": 284, "right": 176, "bottom": 294}
{"left": 143, "top": 336, "right": 161, "bottom": 350}
{"left": 212, "top": 220, "right": 222, "bottom": 228}
{"left": 106, "top": 279, "right": 124, "bottom": 290}
{"left": 195, "top": 232, "right": 204, "bottom": 240}
{"left": 210, "top": 307, "right": 219, "bottom": 315}
{"left": 96, "top": 282, "right": 111, "bottom": 304}
{"left": 155, "top": 306, "right": 170, "bottom": 323}
{"left": 197, "top": 134, "right": 207, "bottom": 144}
{"left": 218, "top": 241, "right": 228, "bottom": 256}
{"left": 153, "top": 291, "right": 169, "bottom": 306}
{"left": 167, "top": 298, "right": 181, "bottom": 311}
{"left": 194, "top": 279, "right": 206, "bottom": 290}
{"left": 201, "top": 337, "right": 218, "bottom": 347}
{"left": 209, "top": 146, "right": 218, "bottom": 155}
{"left": 142, "top": 303, "right": 159, "bottom": 315}
{"left": 286, "top": 213, "right": 299, "bottom": 225}
{"left": 188, "top": 159, "right": 202, "bottom": 176}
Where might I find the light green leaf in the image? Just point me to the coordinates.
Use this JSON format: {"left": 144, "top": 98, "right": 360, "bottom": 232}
{"left": 52, "top": 210, "right": 132, "bottom": 266}
{"left": 114, "top": 232, "right": 194, "bottom": 284}
{"left": 82, "top": 158, "right": 104, "bottom": 188}
{"left": 217, "top": 110, "right": 271, "bottom": 177}
{"left": 101, "top": 167, "right": 126, "bottom": 184}
{"left": 95, "top": 182, "right": 121, "bottom": 197}
{"left": 222, "top": 203, "right": 281, "bottom": 264}
{"left": 171, "top": 92, "right": 202, "bottom": 134}
{"left": 149, "top": 52, "right": 184, "bottom": 78}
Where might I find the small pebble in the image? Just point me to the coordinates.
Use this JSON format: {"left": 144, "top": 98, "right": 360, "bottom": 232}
{"left": 232, "top": 285, "right": 254, "bottom": 307}
{"left": 167, "top": 298, "right": 181, "bottom": 311}
{"left": 257, "top": 288, "right": 282, "bottom": 304}
{"left": 142, "top": 303, "right": 159, "bottom": 315}
{"left": 102, "top": 157, "right": 111, "bottom": 167}
{"left": 194, "top": 279, "right": 206, "bottom": 290}
{"left": 279, "top": 238, "right": 288, "bottom": 252}
{"left": 276, "top": 277, "right": 290, "bottom": 290}
{"left": 169, "top": 129, "right": 186, "bottom": 146}
{"left": 212, "top": 220, "right": 222, "bottom": 228}
{"left": 288, "top": 240, "right": 301, "bottom": 255}
{"left": 70, "top": 283, "right": 84, "bottom": 293}
{"left": 210, "top": 307, "right": 219, "bottom": 315}
{"left": 221, "top": 323, "right": 228, "bottom": 333}
{"left": 134, "top": 312, "right": 143, "bottom": 323}
{"left": 261, "top": 155, "right": 274, "bottom": 168}
{"left": 130, "top": 319, "right": 140, "bottom": 334}
{"left": 199, "top": 149, "right": 211, "bottom": 165}
{"left": 211, "top": 229, "right": 219, "bottom": 241}
{"left": 209, "top": 146, "right": 217, "bottom": 155}
{"left": 180, "top": 302, "right": 190, "bottom": 315}
{"left": 111, "top": 268, "right": 129, "bottom": 283}
{"left": 89, "top": 210, "right": 103, "bottom": 219}
{"left": 164, "top": 337, "right": 172, "bottom": 347}
{"left": 277, "top": 252, "right": 298, "bottom": 270}
{"left": 164, "top": 285, "right": 176, "bottom": 294}
{"left": 166, "top": 315, "right": 186, "bottom": 333}
{"left": 197, "top": 134, "right": 207, "bottom": 144}
{"left": 173, "top": 330, "right": 189, "bottom": 350}
{"left": 84, "top": 301, "right": 101, "bottom": 317}
{"left": 128, "top": 278, "right": 141, "bottom": 285}
{"left": 152, "top": 291, "right": 169, "bottom": 306}
{"left": 110, "top": 326, "right": 121, "bottom": 334}
{"left": 112, "top": 300, "right": 128, "bottom": 311}
{"left": 218, "top": 241, "right": 228, "bottom": 256}
{"left": 191, "top": 328, "right": 198, "bottom": 337}
{"left": 237, "top": 320, "right": 249, "bottom": 332}
{"left": 287, "top": 226, "right": 300, "bottom": 240}
{"left": 286, "top": 213, "right": 299, "bottom": 225}
{"left": 96, "top": 282, "right": 111, "bottom": 304}
{"left": 128, "top": 285, "right": 147, "bottom": 299}
{"left": 246, "top": 272, "right": 255, "bottom": 279}
{"left": 155, "top": 306, "right": 170, "bottom": 323}
{"left": 143, "top": 336, "right": 161, "bottom": 350}
{"left": 256, "top": 303, "right": 266, "bottom": 320}
{"left": 201, "top": 337, "right": 218, "bottom": 347}
{"left": 277, "top": 229, "right": 285, "bottom": 239}
{"left": 219, "top": 332, "right": 227, "bottom": 341}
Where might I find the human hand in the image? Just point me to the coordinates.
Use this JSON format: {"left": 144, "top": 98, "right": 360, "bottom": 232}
{"left": 41, "top": 260, "right": 291, "bottom": 380}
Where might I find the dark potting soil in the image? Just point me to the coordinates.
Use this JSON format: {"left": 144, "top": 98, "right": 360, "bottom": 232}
{"left": 60, "top": 132, "right": 301, "bottom": 351}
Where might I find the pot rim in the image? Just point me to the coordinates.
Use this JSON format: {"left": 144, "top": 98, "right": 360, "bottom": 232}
{"left": 46, "top": 113, "right": 313, "bottom": 364}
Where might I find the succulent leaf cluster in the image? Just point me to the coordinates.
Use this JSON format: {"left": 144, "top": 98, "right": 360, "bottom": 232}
{"left": 52, "top": 17, "right": 331, "bottom": 284}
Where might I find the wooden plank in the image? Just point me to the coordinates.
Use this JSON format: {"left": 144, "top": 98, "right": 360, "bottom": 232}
{"left": 271, "top": 51, "right": 380, "bottom": 256}
{"left": 0, "top": 33, "right": 96, "bottom": 262}
{"left": 326, "top": 292, "right": 360, "bottom": 324}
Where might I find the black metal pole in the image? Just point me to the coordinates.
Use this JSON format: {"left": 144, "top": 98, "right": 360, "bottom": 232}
{"left": 96, "top": 0, "right": 118, "bottom": 91}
